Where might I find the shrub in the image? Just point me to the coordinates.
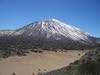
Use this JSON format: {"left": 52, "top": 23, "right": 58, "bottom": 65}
{"left": 78, "top": 60, "right": 100, "bottom": 75}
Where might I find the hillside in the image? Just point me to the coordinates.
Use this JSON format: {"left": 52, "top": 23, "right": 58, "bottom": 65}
{"left": 45, "top": 47, "right": 100, "bottom": 75}
{"left": 0, "top": 19, "right": 98, "bottom": 50}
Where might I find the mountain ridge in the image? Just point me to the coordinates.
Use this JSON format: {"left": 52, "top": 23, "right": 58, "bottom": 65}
{"left": 0, "top": 19, "right": 99, "bottom": 50}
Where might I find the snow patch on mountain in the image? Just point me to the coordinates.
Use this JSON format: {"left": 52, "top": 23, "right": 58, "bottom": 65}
{"left": 0, "top": 30, "right": 15, "bottom": 36}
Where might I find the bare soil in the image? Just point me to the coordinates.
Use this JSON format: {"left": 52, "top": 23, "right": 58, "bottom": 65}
{"left": 0, "top": 50, "right": 87, "bottom": 75}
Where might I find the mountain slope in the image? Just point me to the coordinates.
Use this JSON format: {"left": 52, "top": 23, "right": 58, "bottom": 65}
{"left": 14, "top": 19, "right": 94, "bottom": 42}
{"left": 0, "top": 30, "right": 14, "bottom": 36}
{"left": 0, "top": 19, "right": 98, "bottom": 49}
{"left": 45, "top": 47, "right": 100, "bottom": 75}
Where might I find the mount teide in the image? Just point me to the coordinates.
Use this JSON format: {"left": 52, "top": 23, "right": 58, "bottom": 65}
{"left": 0, "top": 19, "right": 98, "bottom": 49}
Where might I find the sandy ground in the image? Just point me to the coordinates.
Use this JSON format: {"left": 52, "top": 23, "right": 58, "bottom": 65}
{"left": 0, "top": 50, "right": 87, "bottom": 75}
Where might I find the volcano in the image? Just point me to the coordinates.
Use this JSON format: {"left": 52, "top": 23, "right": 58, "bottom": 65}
{"left": 0, "top": 19, "right": 98, "bottom": 49}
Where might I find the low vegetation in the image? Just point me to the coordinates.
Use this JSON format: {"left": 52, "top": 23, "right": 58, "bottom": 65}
{"left": 45, "top": 47, "right": 100, "bottom": 75}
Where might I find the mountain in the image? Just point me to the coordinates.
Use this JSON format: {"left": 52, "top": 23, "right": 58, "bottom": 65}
{"left": 0, "top": 30, "right": 14, "bottom": 36}
{"left": 96, "top": 38, "right": 100, "bottom": 44}
{"left": 0, "top": 19, "right": 98, "bottom": 50}
{"left": 15, "top": 19, "right": 94, "bottom": 42}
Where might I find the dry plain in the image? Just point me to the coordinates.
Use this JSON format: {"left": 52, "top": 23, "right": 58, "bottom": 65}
{"left": 0, "top": 50, "right": 87, "bottom": 75}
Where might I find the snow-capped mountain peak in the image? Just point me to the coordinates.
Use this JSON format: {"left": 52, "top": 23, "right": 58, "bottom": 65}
{"left": 0, "top": 19, "right": 97, "bottom": 45}
{"left": 14, "top": 19, "right": 92, "bottom": 41}
{"left": 0, "top": 18, "right": 98, "bottom": 49}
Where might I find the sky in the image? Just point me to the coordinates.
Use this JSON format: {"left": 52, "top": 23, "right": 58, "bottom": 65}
{"left": 0, "top": 0, "right": 100, "bottom": 37}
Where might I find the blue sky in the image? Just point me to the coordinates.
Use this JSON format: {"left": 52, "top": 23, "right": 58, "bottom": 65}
{"left": 0, "top": 0, "right": 100, "bottom": 37}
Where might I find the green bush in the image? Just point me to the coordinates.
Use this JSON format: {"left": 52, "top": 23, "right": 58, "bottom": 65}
{"left": 78, "top": 60, "right": 100, "bottom": 75}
